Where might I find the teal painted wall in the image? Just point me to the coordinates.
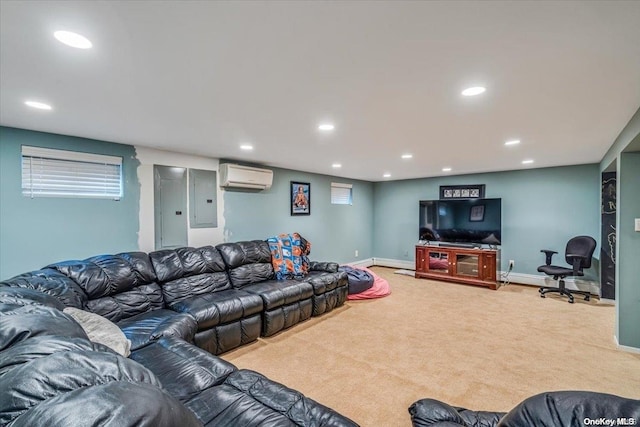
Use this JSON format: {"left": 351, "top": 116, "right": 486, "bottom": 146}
{"left": 373, "top": 165, "right": 600, "bottom": 276}
{"left": 616, "top": 152, "right": 640, "bottom": 348}
{"left": 223, "top": 166, "right": 374, "bottom": 263}
{"left": 0, "top": 127, "right": 140, "bottom": 279}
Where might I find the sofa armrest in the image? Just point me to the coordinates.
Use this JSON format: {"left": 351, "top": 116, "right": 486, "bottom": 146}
{"left": 309, "top": 261, "right": 339, "bottom": 273}
{"left": 0, "top": 269, "right": 88, "bottom": 309}
{"left": 409, "top": 399, "right": 505, "bottom": 427}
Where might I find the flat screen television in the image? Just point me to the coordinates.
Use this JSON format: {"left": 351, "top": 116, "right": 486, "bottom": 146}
{"left": 419, "top": 198, "right": 502, "bottom": 246}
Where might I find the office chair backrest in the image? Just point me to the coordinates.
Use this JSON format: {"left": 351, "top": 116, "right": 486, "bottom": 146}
{"left": 565, "top": 236, "right": 596, "bottom": 269}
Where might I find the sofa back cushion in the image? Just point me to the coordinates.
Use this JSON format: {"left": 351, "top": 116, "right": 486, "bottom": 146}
{"left": 0, "top": 268, "right": 88, "bottom": 309}
{"left": 216, "top": 241, "right": 274, "bottom": 288}
{"left": 149, "top": 246, "right": 231, "bottom": 305}
{"left": 47, "top": 252, "right": 164, "bottom": 322}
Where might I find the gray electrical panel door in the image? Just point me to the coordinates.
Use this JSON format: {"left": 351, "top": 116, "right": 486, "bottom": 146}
{"left": 154, "top": 165, "right": 188, "bottom": 249}
{"left": 189, "top": 169, "right": 217, "bottom": 228}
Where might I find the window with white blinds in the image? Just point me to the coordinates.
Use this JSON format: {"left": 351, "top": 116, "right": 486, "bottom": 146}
{"left": 330, "top": 182, "right": 353, "bottom": 205}
{"left": 21, "top": 146, "right": 123, "bottom": 199}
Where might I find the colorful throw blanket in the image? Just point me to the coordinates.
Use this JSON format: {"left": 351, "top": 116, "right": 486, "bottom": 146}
{"left": 267, "top": 233, "right": 311, "bottom": 280}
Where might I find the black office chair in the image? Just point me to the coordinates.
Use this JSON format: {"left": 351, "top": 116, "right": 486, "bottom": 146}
{"left": 538, "top": 236, "right": 596, "bottom": 303}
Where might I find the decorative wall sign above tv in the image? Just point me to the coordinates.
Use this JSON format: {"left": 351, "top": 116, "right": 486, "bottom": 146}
{"left": 440, "top": 184, "right": 485, "bottom": 199}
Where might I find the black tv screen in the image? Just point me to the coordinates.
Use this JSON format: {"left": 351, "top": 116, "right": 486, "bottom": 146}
{"left": 419, "top": 198, "right": 502, "bottom": 245}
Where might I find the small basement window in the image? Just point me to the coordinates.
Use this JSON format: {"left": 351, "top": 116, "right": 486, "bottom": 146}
{"left": 331, "top": 182, "right": 352, "bottom": 205}
{"left": 22, "top": 146, "right": 123, "bottom": 199}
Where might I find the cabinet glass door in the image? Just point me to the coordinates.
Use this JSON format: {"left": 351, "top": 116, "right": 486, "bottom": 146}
{"left": 456, "top": 254, "right": 480, "bottom": 277}
{"left": 427, "top": 251, "right": 449, "bottom": 274}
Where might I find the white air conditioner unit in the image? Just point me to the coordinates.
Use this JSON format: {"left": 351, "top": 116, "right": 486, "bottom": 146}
{"left": 219, "top": 163, "right": 273, "bottom": 190}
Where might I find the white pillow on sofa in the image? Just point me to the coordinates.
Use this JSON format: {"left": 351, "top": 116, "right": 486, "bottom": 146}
{"left": 63, "top": 307, "right": 131, "bottom": 357}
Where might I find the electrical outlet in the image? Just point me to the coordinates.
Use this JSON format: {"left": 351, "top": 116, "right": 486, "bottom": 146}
{"left": 354, "top": 250, "right": 359, "bottom": 257}
{"left": 509, "top": 260, "right": 515, "bottom": 269}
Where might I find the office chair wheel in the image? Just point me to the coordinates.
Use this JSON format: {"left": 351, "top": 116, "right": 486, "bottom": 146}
{"left": 585, "top": 295, "right": 590, "bottom": 301}
{"left": 568, "top": 298, "right": 574, "bottom": 304}
{"left": 538, "top": 288, "right": 543, "bottom": 293}
{"left": 540, "top": 294, "right": 545, "bottom": 298}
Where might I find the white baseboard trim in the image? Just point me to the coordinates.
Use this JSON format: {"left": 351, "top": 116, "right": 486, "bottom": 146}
{"left": 371, "top": 258, "right": 415, "bottom": 270}
{"left": 614, "top": 335, "right": 640, "bottom": 354}
{"left": 346, "top": 258, "right": 374, "bottom": 267}
{"left": 502, "top": 272, "right": 600, "bottom": 295}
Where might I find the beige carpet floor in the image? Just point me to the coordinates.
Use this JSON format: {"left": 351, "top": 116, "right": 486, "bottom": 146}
{"left": 223, "top": 267, "right": 640, "bottom": 426}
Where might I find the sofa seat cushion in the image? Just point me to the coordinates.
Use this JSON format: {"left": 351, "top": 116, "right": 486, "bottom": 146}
{"left": 185, "top": 369, "right": 358, "bottom": 427}
{"left": 241, "top": 279, "right": 313, "bottom": 310}
{"left": 169, "top": 289, "right": 263, "bottom": 331}
{"left": 305, "top": 271, "right": 348, "bottom": 295}
{"left": 130, "top": 336, "right": 236, "bottom": 401}
{"left": 117, "top": 309, "right": 197, "bottom": 350}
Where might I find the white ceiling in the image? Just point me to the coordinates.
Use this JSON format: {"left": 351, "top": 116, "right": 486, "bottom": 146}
{"left": 1, "top": 1, "right": 639, "bottom": 182}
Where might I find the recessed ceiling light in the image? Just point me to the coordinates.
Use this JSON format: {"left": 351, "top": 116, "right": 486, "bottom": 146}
{"left": 240, "top": 144, "right": 253, "bottom": 151}
{"left": 461, "top": 86, "right": 486, "bottom": 96}
{"left": 318, "top": 123, "right": 335, "bottom": 131}
{"left": 54, "top": 30, "right": 92, "bottom": 49}
{"left": 505, "top": 139, "right": 521, "bottom": 146}
{"left": 442, "top": 167, "right": 452, "bottom": 172}
{"left": 332, "top": 163, "right": 342, "bottom": 168}
{"left": 401, "top": 154, "right": 413, "bottom": 159}
{"left": 383, "top": 173, "right": 391, "bottom": 178}
{"left": 24, "top": 100, "right": 52, "bottom": 110}
{"left": 522, "top": 159, "right": 534, "bottom": 164}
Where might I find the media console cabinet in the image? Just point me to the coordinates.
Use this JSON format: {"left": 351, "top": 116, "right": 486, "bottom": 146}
{"left": 415, "top": 245, "right": 500, "bottom": 289}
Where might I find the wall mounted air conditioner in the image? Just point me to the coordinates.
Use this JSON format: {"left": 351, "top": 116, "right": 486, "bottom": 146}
{"left": 219, "top": 163, "right": 273, "bottom": 190}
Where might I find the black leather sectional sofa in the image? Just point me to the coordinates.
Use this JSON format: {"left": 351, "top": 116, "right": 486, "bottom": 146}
{"left": 0, "top": 240, "right": 355, "bottom": 426}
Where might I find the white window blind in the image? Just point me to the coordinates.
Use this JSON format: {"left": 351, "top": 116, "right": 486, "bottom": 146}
{"left": 331, "top": 182, "right": 353, "bottom": 205}
{"left": 22, "top": 146, "right": 123, "bottom": 199}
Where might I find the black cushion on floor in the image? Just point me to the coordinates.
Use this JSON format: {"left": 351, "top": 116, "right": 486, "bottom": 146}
{"left": 339, "top": 266, "right": 374, "bottom": 295}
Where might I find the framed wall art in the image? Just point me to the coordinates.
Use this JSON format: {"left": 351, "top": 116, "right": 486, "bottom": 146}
{"left": 291, "top": 181, "right": 310, "bottom": 215}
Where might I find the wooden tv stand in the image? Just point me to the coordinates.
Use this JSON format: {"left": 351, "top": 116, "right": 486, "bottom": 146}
{"left": 415, "top": 244, "right": 500, "bottom": 289}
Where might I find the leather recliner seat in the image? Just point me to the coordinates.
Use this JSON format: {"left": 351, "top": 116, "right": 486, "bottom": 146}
{"left": 217, "top": 240, "right": 315, "bottom": 337}
{"left": 149, "top": 245, "right": 263, "bottom": 354}
{"left": 306, "top": 261, "right": 349, "bottom": 316}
